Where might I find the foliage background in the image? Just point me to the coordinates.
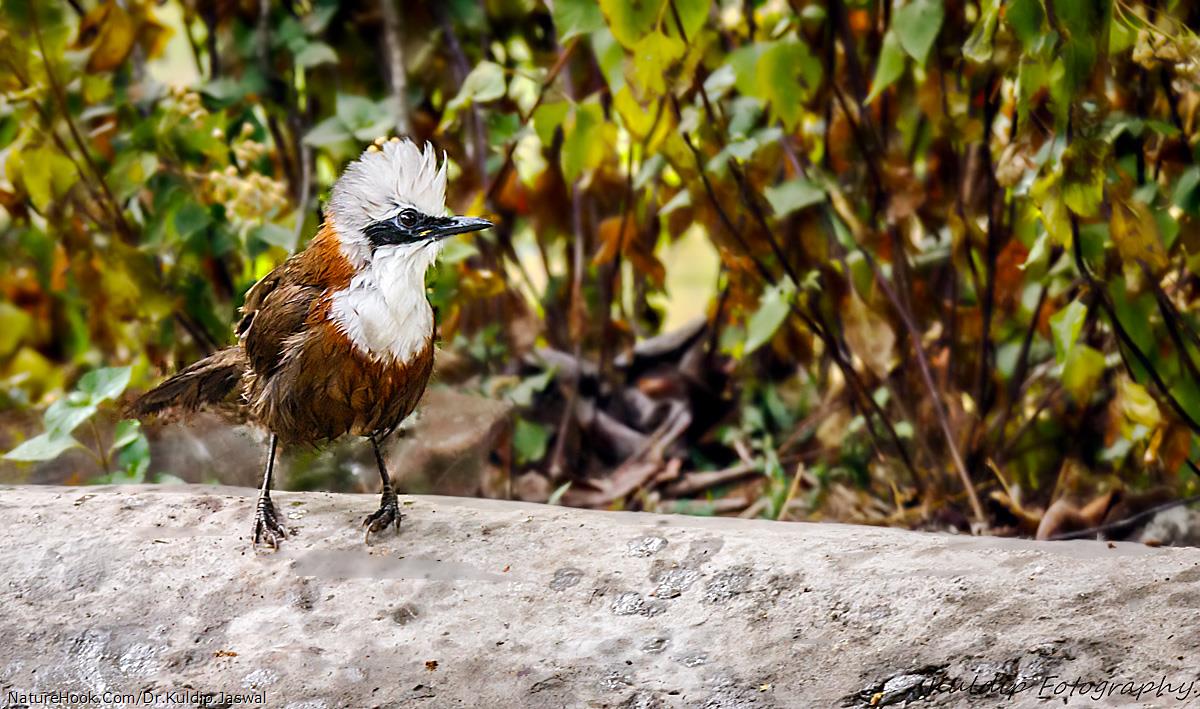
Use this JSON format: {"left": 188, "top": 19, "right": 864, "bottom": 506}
{"left": 2, "top": 0, "right": 1200, "bottom": 538}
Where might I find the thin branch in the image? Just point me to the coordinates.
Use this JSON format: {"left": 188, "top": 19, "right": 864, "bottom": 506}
{"left": 378, "top": 0, "right": 411, "bottom": 134}
{"left": 1048, "top": 492, "right": 1200, "bottom": 541}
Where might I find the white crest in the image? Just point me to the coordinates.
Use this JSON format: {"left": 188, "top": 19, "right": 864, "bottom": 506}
{"left": 327, "top": 138, "right": 449, "bottom": 268}
{"left": 325, "top": 139, "right": 450, "bottom": 363}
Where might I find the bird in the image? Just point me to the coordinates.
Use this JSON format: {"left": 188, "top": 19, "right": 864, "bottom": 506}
{"left": 128, "top": 138, "right": 492, "bottom": 548}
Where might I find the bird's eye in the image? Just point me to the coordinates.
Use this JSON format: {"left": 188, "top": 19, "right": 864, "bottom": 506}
{"left": 395, "top": 209, "right": 420, "bottom": 229}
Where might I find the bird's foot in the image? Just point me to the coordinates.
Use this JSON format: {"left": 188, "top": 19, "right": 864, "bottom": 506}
{"left": 252, "top": 493, "right": 287, "bottom": 550}
{"left": 363, "top": 486, "right": 402, "bottom": 544}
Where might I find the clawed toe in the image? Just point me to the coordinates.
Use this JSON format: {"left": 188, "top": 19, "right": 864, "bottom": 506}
{"left": 362, "top": 490, "right": 402, "bottom": 544}
{"left": 253, "top": 496, "right": 287, "bottom": 550}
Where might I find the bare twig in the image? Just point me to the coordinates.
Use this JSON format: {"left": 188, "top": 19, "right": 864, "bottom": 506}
{"left": 1048, "top": 492, "right": 1200, "bottom": 541}
{"left": 378, "top": 0, "right": 411, "bottom": 134}
{"left": 663, "top": 462, "right": 760, "bottom": 497}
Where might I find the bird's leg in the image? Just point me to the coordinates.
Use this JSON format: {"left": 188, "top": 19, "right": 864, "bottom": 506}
{"left": 363, "top": 433, "right": 401, "bottom": 543}
{"left": 252, "top": 434, "right": 287, "bottom": 549}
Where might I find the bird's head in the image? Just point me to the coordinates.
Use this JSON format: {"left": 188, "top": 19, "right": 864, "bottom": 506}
{"left": 327, "top": 138, "right": 492, "bottom": 270}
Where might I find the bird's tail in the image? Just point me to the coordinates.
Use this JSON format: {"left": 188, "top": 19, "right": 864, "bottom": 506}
{"left": 126, "top": 347, "right": 247, "bottom": 418}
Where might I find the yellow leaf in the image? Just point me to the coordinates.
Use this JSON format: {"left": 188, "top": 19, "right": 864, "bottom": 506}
{"left": 1030, "top": 174, "right": 1071, "bottom": 246}
{"left": 1119, "top": 376, "right": 1161, "bottom": 431}
{"left": 630, "top": 31, "right": 684, "bottom": 96}
{"left": 843, "top": 290, "right": 896, "bottom": 379}
{"left": 81, "top": 0, "right": 136, "bottom": 72}
{"left": 1111, "top": 196, "right": 1167, "bottom": 270}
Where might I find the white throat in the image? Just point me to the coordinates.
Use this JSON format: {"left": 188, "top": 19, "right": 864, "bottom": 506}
{"left": 328, "top": 243, "right": 440, "bottom": 363}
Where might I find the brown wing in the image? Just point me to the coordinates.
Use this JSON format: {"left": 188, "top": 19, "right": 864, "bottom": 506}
{"left": 237, "top": 225, "right": 353, "bottom": 379}
{"left": 237, "top": 262, "right": 322, "bottom": 379}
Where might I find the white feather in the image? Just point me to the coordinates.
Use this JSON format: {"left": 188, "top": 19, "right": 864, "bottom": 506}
{"left": 324, "top": 139, "right": 450, "bottom": 362}
{"left": 329, "top": 241, "right": 443, "bottom": 364}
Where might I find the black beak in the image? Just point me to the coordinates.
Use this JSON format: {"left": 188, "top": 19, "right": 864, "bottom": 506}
{"left": 425, "top": 215, "right": 492, "bottom": 240}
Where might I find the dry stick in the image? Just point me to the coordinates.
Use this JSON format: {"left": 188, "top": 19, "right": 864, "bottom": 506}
{"left": 435, "top": 5, "right": 487, "bottom": 181}
{"left": 669, "top": 0, "right": 922, "bottom": 487}
{"left": 821, "top": 19, "right": 985, "bottom": 525}
{"left": 547, "top": 183, "right": 587, "bottom": 481}
{"left": 664, "top": 462, "right": 761, "bottom": 497}
{"left": 483, "top": 38, "right": 579, "bottom": 205}
{"left": 1148, "top": 267, "right": 1200, "bottom": 389}
{"left": 676, "top": 126, "right": 918, "bottom": 483}
{"left": 857, "top": 246, "right": 986, "bottom": 524}
{"left": 1068, "top": 219, "right": 1200, "bottom": 433}
{"left": 972, "top": 79, "right": 1003, "bottom": 437}
{"left": 180, "top": 5, "right": 206, "bottom": 78}
{"left": 667, "top": 2, "right": 921, "bottom": 484}
{"left": 996, "top": 384, "right": 1060, "bottom": 465}
{"left": 987, "top": 280, "right": 1050, "bottom": 448}
{"left": 378, "top": 0, "right": 411, "bottom": 135}
{"left": 1047, "top": 492, "right": 1200, "bottom": 542}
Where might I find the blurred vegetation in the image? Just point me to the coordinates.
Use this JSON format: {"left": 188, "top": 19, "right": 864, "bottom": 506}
{"left": 2, "top": 0, "right": 1200, "bottom": 538}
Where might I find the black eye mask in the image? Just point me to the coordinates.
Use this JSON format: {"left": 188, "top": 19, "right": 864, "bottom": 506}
{"left": 364, "top": 208, "right": 493, "bottom": 248}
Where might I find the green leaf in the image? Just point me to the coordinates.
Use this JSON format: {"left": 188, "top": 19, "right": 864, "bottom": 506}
{"left": 963, "top": 0, "right": 999, "bottom": 63}
{"left": 727, "top": 43, "right": 766, "bottom": 98}
{"left": 77, "top": 366, "right": 132, "bottom": 403}
{"left": 532, "top": 101, "right": 570, "bottom": 146}
{"left": 561, "top": 101, "right": 608, "bottom": 182}
{"left": 599, "top": 0, "right": 663, "bottom": 48}
{"left": 447, "top": 61, "right": 507, "bottom": 111}
{"left": 336, "top": 93, "right": 380, "bottom": 127}
{"left": 302, "top": 5, "right": 337, "bottom": 34}
{"left": 1004, "top": 0, "right": 1045, "bottom": 49}
{"left": 251, "top": 222, "right": 298, "bottom": 252}
{"left": 114, "top": 426, "right": 150, "bottom": 478}
{"left": 0, "top": 301, "right": 32, "bottom": 358}
{"left": 1053, "top": 0, "right": 1106, "bottom": 91}
{"left": 1060, "top": 142, "right": 1106, "bottom": 217}
{"left": 3, "top": 432, "right": 80, "bottom": 462}
{"left": 1061, "top": 345, "right": 1106, "bottom": 400}
{"left": 43, "top": 397, "right": 97, "bottom": 437}
{"left": 631, "top": 30, "right": 685, "bottom": 95}
{"left": 438, "top": 237, "right": 479, "bottom": 265}
{"left": 553, "top": 0, "right": 605, "bottom": 42}
{"left": 21, "top": 145, "right": 76, "bottom": 212}
{"left": 757, "top": 40, "right": 822, "bottom": 128}
{"left": 866, "top": 31, "right": 906, "bottom": 104}
{"left": 513, "top": 418, "right": 550, "bottom": 465}
{"left": 765, "top": 178, "right": 825, "bottom": 217}
{"left": 110, "top": 419, "right": 142, "bottom": 451}
{"left": 302, "top": 116, "right": 352, "bottom": 148}
{"left": 667, "top": 0, "right": 708, "bottom": 41}
{"left": 745, "top": 277, "right": 796, "bottom": 355}
{"left": 1119, "top": 378, "right": 1160, "bottom": 430}
{"left": 892, "top": 0, "right": 944, "bottom": 65}
{"left": 107, "top": 151, "right": 159, "bottom": 202}
{"left": 1049, "top": 299, "right": 1088, "bottom": 365}
{"left": 590, "top": 27, "right": 626, "bottom": 90}
{"left": 294, "top": 41, "right": 337, "bottom": 68}
{"left": 1172, "top": 167, "right": 1200, "bottom": 215}
{"left": 173, "top": 202, "right": 211, "bottom": 241}
{"left": 505, "top": 368, "right": 556, "bottom": 407}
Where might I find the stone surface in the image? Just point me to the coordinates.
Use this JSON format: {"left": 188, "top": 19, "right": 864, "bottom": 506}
{"left": 1, "top": 485, "right": 1199, "bottom": 708}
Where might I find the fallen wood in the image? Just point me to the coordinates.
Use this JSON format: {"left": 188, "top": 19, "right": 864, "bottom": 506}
{"left": 0, "top": 484, "right": 1197, "bottom": 707}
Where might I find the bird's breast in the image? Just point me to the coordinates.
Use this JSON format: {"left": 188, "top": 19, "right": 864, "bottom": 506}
{"left": 327, "top": 253, "right": 434, "bottom": 364}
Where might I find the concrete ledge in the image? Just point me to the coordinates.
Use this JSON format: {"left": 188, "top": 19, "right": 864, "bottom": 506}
{"left": 1, "top": 485, "right": 1198, "bottom": 708}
